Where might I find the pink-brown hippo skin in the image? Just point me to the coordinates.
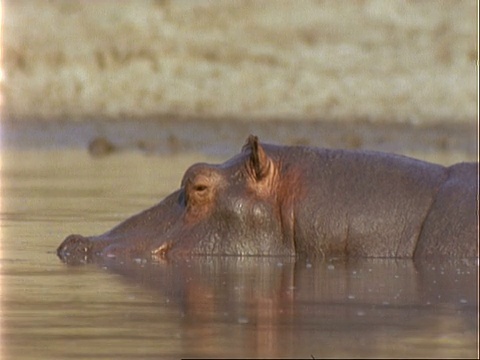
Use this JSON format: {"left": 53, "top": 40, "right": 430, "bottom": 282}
{"left": 57, "top": 135, "right": 478, "bottom": 264}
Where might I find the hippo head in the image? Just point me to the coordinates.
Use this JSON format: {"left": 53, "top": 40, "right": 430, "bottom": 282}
{"left": 57, "top": 135, "right": 296, "bottom": 263}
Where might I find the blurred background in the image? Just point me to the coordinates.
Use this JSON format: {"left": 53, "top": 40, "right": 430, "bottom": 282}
{"left": 1, "top": 0, "right": 478, "bottom": 158}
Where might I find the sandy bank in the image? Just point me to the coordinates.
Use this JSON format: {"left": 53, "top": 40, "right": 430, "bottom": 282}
{"left": 3, "top": 116, "right": 477, "bottom": 166}
{"left": 2, "top": 1, "right": 477, "bottom": 124}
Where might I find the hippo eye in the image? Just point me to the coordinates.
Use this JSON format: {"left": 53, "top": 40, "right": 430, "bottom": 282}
{"left": 194, "top": 184, "right": 208, "bottom": 192}
{"left": 188, "top": 183, "right": 210, "bottom": 206}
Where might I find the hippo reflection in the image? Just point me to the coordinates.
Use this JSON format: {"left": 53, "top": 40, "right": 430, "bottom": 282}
{"left": 57, "top": 135, "right": 478, "bottom": 263}
{"left": 96, "top": 256, "right": 477, "bottom": 358}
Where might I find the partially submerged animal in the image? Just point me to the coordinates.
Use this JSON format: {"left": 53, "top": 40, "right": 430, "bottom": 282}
{"left": 57, "top": 135, "right": 478, "bottom": 263}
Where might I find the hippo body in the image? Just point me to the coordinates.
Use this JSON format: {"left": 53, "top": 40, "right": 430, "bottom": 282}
{"left": 57, "top": 136, "right": 478, "bottom": 263}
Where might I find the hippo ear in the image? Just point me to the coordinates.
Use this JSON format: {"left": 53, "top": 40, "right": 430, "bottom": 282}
{"left": 243, "top": 135, "right": 270, "bottom": 181}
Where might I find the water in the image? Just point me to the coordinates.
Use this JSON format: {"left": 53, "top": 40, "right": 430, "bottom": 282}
{"left": 0, "top": 149, "right": 478, "bottom": 359}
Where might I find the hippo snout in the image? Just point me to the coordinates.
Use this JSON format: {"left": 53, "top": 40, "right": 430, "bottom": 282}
{"left": 57, "top": 234, "right": 93, "bottom": 264}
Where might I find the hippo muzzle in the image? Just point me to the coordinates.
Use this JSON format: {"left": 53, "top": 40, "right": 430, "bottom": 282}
{"left": 57, "top": 234, "right": 95, "bottom": 264}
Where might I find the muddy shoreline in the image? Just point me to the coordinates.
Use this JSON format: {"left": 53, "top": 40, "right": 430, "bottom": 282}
{"left": 2, "top": 116, "right": 477, "bottom": 161}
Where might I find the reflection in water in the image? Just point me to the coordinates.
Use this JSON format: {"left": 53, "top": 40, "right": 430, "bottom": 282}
{"left": 0, "top": 149, "right": 478, "bottom": 359}
{"left": 100, "top": 256, "right": 478, "bottom": 358}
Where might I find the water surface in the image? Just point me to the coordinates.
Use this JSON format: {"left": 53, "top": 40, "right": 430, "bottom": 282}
{"left": 0, "top": 150, "right": 478, "bottom": 359}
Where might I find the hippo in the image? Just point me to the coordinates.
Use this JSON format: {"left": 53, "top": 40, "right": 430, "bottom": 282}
{"left": 57, "top": 135, "right": 478, "bottom": 263}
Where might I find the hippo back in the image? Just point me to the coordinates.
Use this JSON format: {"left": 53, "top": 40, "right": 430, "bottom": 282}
{"left": 283, "top": 146, "right": 449, "bottom": 258}
{"left": 414, "top": 162, "right": 479, "bottom": 258}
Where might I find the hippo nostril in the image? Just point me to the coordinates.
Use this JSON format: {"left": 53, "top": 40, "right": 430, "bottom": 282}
{"left": 57, "top": 234, "right": 93, "bottom": 259}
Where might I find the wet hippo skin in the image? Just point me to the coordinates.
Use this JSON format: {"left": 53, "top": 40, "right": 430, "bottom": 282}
{"left": 57, "top": 135, "right": 478, "bottom": 263}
